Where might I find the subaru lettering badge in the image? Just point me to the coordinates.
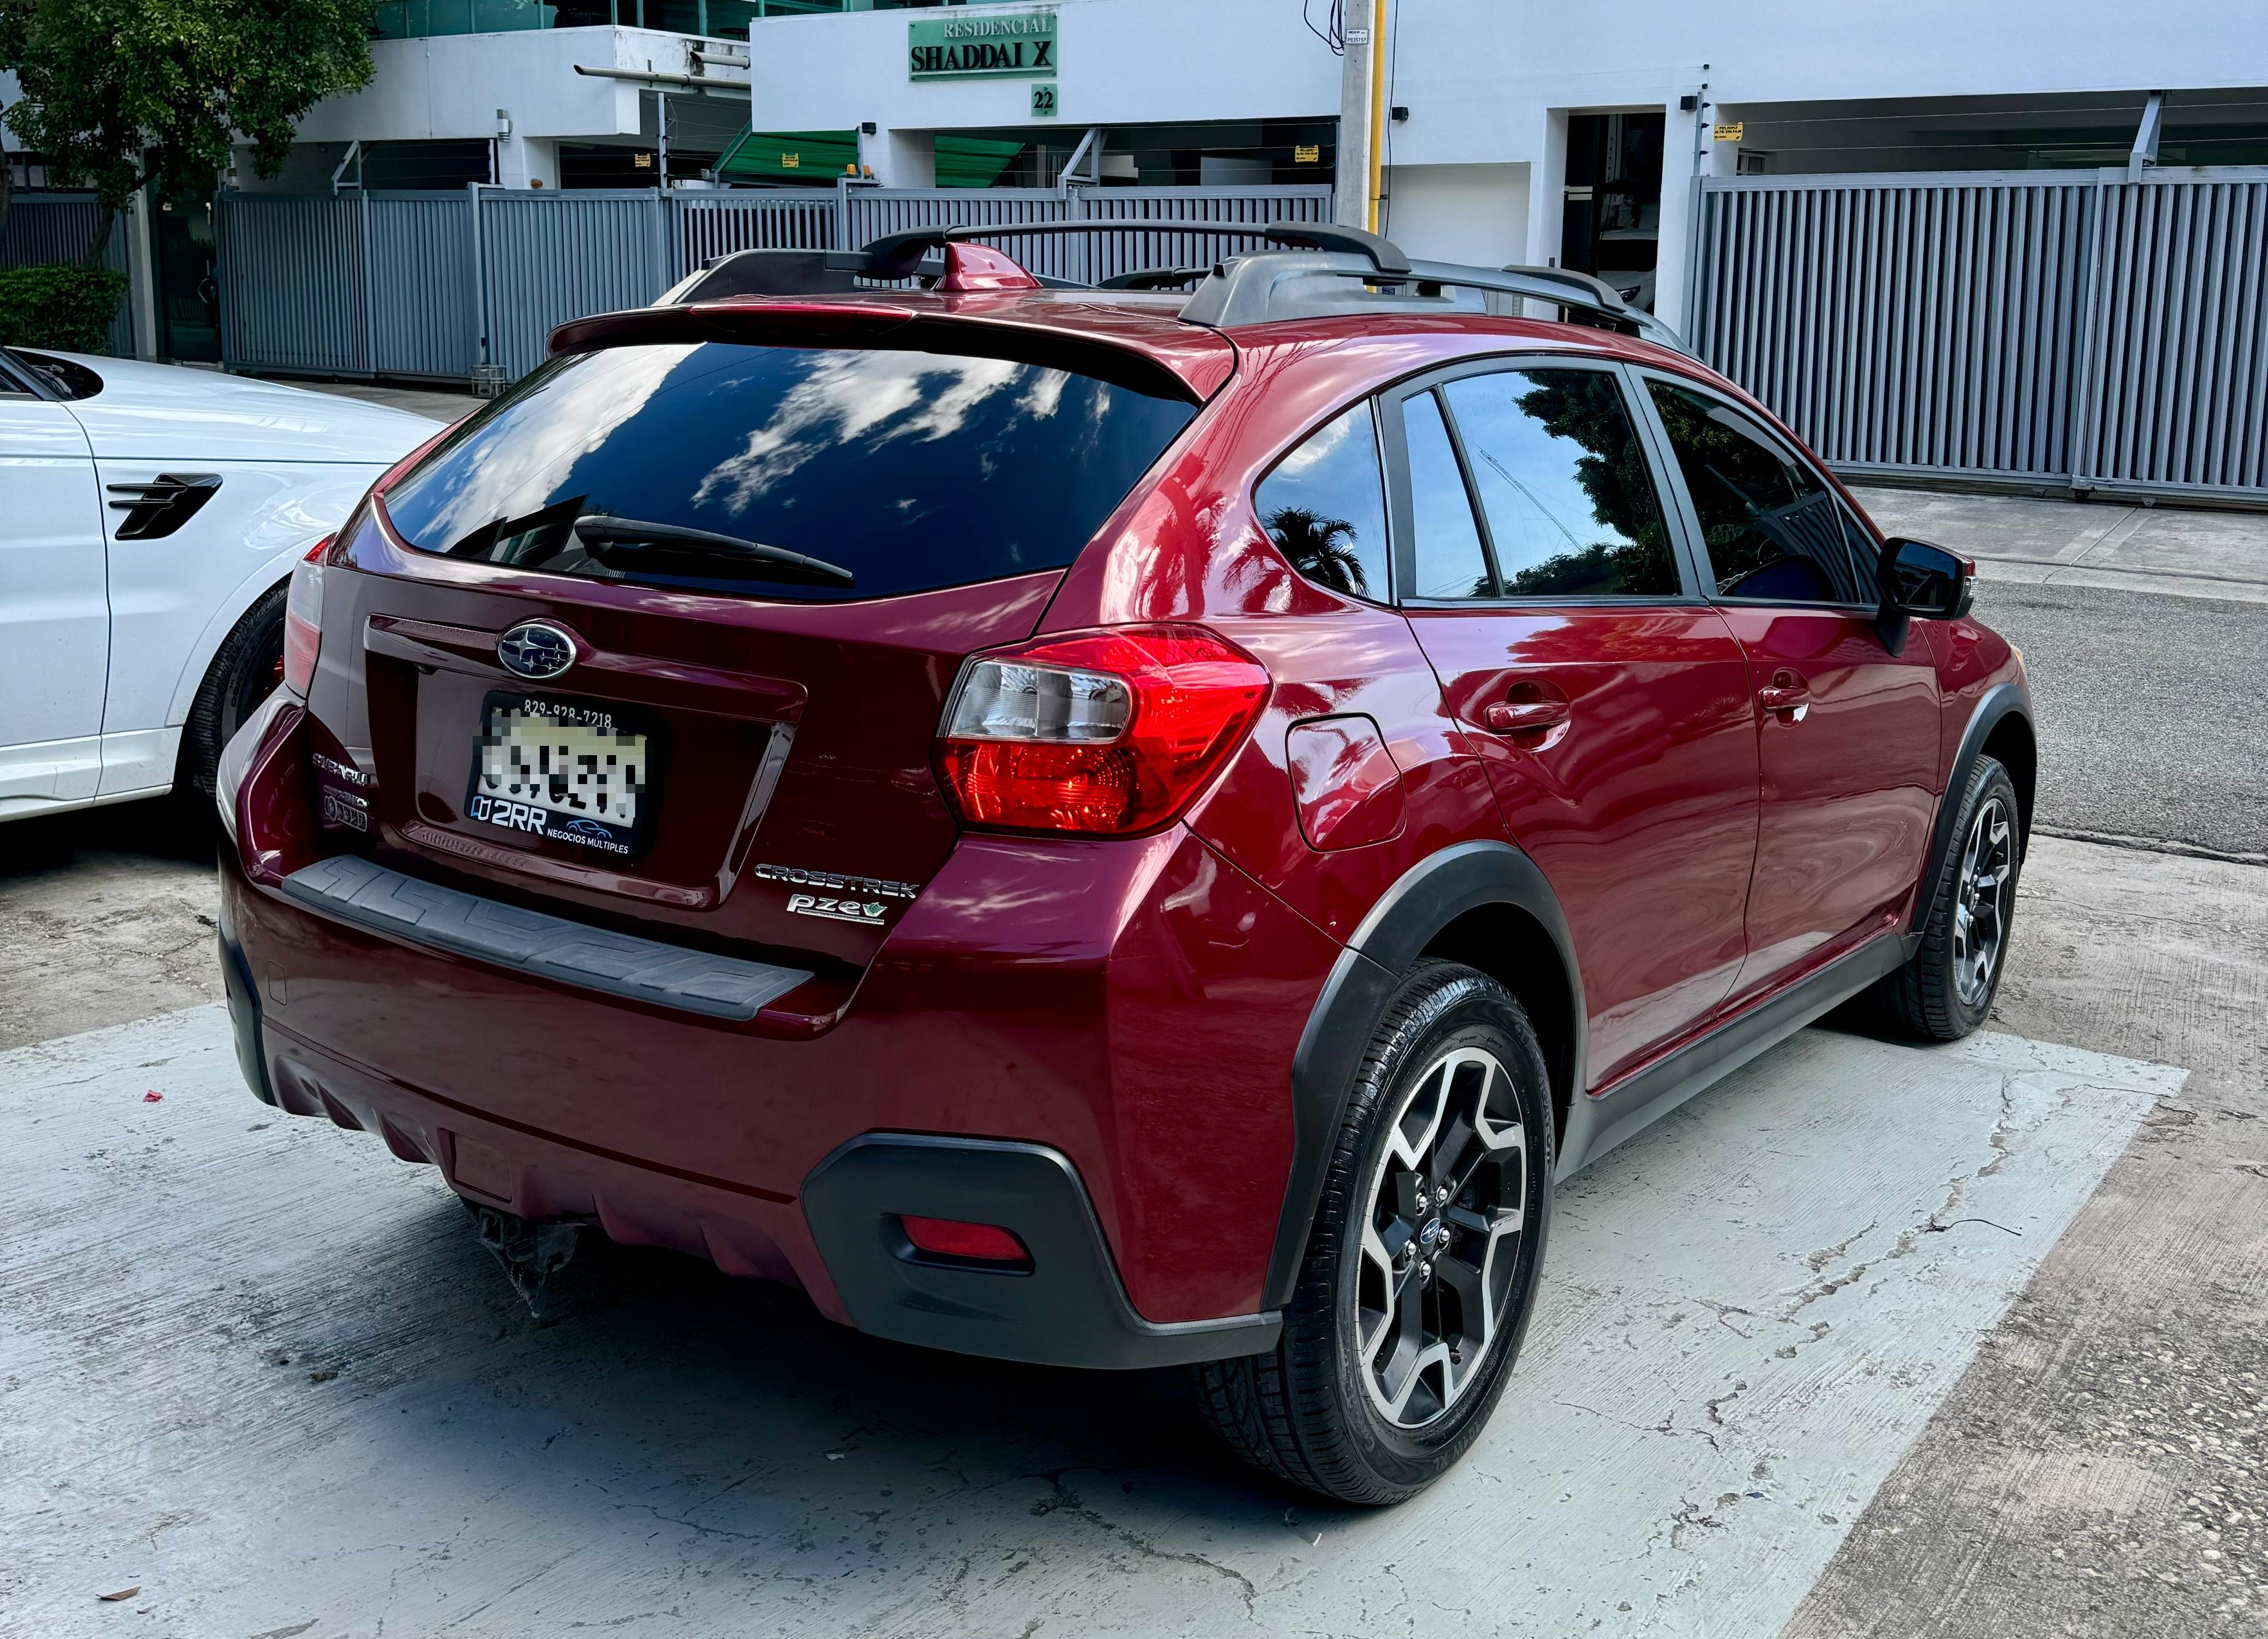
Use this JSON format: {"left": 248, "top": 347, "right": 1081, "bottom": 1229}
{"left": 497, "top": 620, "right": 577, "bottom": 680}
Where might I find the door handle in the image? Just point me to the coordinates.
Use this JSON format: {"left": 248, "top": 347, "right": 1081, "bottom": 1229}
{"left": 1758, "top": 679, "right": 1811, "bottom": 722}
{"left": 1481, "top": 698, "right": 1571, "bottom": 734}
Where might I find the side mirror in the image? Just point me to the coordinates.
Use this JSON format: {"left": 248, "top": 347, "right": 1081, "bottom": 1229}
{"left": 1879, "top": 538, "right": 1973, "bottom": 619}
{"left": 1875, "top": 537, "right": 1973, "bottom": 654}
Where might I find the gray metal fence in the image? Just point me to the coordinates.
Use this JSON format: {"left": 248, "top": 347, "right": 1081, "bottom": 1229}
{"left": 0, "top": 193, "right": 137, "bottom": 357}
{"left": 1688, "top": 167, "right": 2268, "bottom": 502}
{"left": 215, "top": 181, "right": 1331, "bottom": 388}
{"left": 475, "top": 190, "right": 673, "bottom": 381}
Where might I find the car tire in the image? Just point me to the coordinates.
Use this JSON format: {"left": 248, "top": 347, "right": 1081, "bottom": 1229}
{"left": 1875, "top": 755, "right": 2023, "bottom": 1041}
{"left": 1189, "top": 960, "right": 1554, "bottom": 1505}
{"left": 179, "top": 582, "right": 288, "bottom": 809}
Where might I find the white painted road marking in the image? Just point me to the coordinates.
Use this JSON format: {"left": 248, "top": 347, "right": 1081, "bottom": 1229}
{"left": 0, "top": 1007, "right": 2179, "bottom": 1636}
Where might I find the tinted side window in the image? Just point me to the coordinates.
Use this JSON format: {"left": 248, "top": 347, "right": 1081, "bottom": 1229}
{"left": 1403, "top": 390, "right": 1492, "bottom": 600}
{"left": 1256, "top": 401, "right": 1391, "bottom": 601}
{"left": 1441, "top": 367, "right": 1680, "bottom": 599}
{"left": 382, "top": 342, "right": 1199, "bottom": 604}
{"left": 1647, "top": 380, "right": 1871, "bottom": 604}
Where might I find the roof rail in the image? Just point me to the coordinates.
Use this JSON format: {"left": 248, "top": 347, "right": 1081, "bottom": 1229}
{"left": 660, "top": 220, "right": 1688, "bottom": 354}
{"left": 1179, "top": 253, "right": 1687, "bottom": 353}
{"left": 927, "top": 221, "right": 1685, "bottom": 351}
{"left": 1096, "top": 266, "right": 1214, "bottom": 291}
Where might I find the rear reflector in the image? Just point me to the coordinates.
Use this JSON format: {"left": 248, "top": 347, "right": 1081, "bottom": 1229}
{"left": 899, "top": 1215, "right": 1032, "bottom": 1267}
{"left": 935, "top": 625, "right": 1269, "bottom": 835}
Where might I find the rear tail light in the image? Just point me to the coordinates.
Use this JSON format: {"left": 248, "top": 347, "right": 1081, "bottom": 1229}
{"left": 281, "top": 537, "right": 331, "bottom": 697}
{"left": 935, "top": 625, "right": 1269, "bottom": 835}
{"left": 898, "top": 1215, "right": 1032, "bottom": 1268}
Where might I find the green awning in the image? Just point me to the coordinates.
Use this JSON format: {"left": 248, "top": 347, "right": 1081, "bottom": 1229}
{"left": 933, "top": 135, "right": 1024, "bottom": 189}
{"left": 715, "top": 128, "right": 860, "bottom": 183}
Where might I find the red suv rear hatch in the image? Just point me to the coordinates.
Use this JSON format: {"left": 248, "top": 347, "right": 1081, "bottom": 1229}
{"left": 298, "top": 301, "right": 1225, "bottom": 993}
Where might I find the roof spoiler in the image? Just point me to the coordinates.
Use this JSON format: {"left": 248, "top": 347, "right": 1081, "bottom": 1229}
{"left": 550, "top": 298, "right": 1238, "bottom": 403}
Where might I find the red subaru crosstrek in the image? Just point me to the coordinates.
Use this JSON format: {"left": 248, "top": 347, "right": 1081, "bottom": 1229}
{"left": 215, "top": 224, "right": 2033, "bottom": 1504}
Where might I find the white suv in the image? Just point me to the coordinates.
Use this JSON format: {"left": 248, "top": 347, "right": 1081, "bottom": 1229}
{"left": 0, "top": 348, "right": 438, "bottom": 821}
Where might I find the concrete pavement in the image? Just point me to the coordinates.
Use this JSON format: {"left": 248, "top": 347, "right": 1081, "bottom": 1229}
{"left": 1962, "top": 581, "right": 2268, "bottom": 860}
{"left": 1851, "top": 485, "right": 2268, "bottom": 607}
{"left": 1790, "top": 836, "right": 2268, "bottom": 1637}
{"left": 0, "top": 1001, "right": 2172, "bottom": 1636}
{"left": 1860, "top": 485, "right": 2268, "bottom": 860}
{"left": 0, "top": 802, "right": 220, "bottom": 1053}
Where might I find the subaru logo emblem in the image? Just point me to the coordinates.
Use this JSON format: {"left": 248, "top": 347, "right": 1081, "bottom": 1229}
{"left": 497, "top": 620, "right": 577, "bottom": 680}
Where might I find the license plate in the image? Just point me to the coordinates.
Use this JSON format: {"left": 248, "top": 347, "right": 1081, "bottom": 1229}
{"left": 465, "top": 692, "right": 656, "bottom": 858}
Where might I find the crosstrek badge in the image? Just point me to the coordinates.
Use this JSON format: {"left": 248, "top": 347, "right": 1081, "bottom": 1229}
{"left": 751, "top": 863, "right": 921, "bottom": 902}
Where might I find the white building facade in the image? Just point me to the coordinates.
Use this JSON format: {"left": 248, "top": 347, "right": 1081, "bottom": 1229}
{"left": 11, "top": 0, "right": 2263, "bottom": 496}
{"left": 243, "top": 0, "right": 2268, "bottom": 337}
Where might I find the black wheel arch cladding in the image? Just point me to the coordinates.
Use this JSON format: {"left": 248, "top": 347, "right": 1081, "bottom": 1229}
{"left": 1270, "top": 841, "right": 1583, "bottom": 1312}
{"left": 1916, "top": 679, "right": 2034, "bottom": 937}
{"left": 1192, "top": 959, "right": 1557, "bottom": 1504}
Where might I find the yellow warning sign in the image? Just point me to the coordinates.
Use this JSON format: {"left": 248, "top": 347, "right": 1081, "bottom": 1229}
{"left": 1712, "top": 122, "right": 1745, "bottom": 142}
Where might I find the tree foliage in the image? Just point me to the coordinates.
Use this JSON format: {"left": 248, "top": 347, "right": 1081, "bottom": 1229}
{"left": 1511, "top": 373, "right": 1667, "bottom": 550}
{"left": 0, "top": 0, "right": 375, "bottom": 231}
{"left": 1498, "top": 372, "right": 1682, "bottom": 597}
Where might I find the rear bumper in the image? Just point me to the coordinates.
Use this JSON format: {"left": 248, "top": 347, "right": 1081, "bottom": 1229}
{"left": 216, "top": 900, "right": 274, "bottom": 1109}
{"left": 220, "top": 891, "right": 1278, "bottom": 1367}
{"left": 216, "top": 787, "right": 1334, "bottom": 1365}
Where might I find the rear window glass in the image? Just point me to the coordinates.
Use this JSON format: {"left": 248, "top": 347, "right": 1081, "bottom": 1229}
{"left": 380, "top": 342, "right": 1199, "bottom": 603}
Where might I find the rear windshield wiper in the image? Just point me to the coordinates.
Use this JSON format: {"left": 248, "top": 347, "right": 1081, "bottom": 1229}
{"left": 574, "top": 514, "right": 856, "bottom": 588}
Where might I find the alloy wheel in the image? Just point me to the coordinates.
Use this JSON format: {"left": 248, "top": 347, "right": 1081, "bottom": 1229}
{"left": 1952, "top": 795, "right": 2013, "bottom": 1007}
{"left": 1353, "top": 1045, "right": 1529, "bottom": 1429}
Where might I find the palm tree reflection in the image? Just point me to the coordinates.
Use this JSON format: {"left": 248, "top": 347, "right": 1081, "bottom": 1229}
{"left": 1264, "top": 507, "right": 1369, "bottom": 597}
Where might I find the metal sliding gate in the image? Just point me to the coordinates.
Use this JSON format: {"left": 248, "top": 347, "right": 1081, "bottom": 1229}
{"left": 0, "top": 193, "right": 138, "bottom": 357}
{"left": 1687, "top": 167, "right": 2268, "bottom": 503}
{"left": 215, "top": 182, "right": 1330, "bottom": 389}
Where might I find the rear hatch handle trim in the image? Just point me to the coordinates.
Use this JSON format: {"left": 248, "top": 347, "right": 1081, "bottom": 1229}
{"left": 364, "top": 614, "right": 810, "bottom": 724}
{"left": 279, "top": 855, "right": 812, "bottom": 1022}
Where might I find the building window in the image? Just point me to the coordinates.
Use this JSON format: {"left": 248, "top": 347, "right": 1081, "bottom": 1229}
{"left": 369, "top": 0, "right": 774, "bottom": 40}
{"left": 924, "top": 120, "right": 1338, "bottom": 190}
{"left": 360, "top": 140, "right": 496, "bottom": 189}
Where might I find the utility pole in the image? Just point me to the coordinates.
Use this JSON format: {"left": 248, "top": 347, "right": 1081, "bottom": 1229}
{"left": 1335, "top": 0, "right": 1385, "bottom": 230}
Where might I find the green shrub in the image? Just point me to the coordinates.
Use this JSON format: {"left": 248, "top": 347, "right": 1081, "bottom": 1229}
{"left": 0, "top": 263, "right": 131, "bottom": 353}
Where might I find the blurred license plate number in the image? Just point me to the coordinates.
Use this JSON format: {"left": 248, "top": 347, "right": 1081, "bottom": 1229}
{"left": 467, "top": 696, "right": 650, "bottom": 857}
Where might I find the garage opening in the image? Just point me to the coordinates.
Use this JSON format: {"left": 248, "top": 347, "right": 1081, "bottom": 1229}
{"left": 1560, "top": 111, "right": 1663, "bottom": 312}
